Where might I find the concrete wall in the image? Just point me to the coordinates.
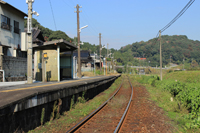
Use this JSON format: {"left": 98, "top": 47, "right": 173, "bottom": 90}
{"left": 35, "top": 50, "right": 58, "bottom": 81}
{"left": 0, "top": 4, "right": 25, "bottom": 56}
{"left": 0, "top": 75, "right": 120, "bottom": 133}
{"left": 2, "top": 55, "right": 27, "bottom": 81}
{"left": 35, "top": 50, "right": 74, "bottom": 81}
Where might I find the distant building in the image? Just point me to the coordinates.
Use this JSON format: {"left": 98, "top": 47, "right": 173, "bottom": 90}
{"left": 62, "top": 50, "right": 93, "bottom": 67}
{"left": 134, "top": 57, "right": 146, "bottom": 60}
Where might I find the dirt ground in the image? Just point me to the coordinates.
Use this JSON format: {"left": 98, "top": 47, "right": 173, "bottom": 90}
{"left": 120, "top": 85, "right": 175, "bottom": 133}
{"left": 71, "top": 80, "right": 175, "bottom": 133}
{"left": 73, "top": 83, "right": 175, "bottom": 133}
{"left": 75, "top": 80, "right": 132, "bottom": 133}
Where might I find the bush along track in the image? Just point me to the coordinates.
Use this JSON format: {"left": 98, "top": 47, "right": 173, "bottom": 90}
{"left": 135, "top": 75, "right": 200, "bottom": 131}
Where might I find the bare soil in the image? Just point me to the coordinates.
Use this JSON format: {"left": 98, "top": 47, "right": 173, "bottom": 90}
{"left": 120, "top": 85, "right": 175, "bottom": 133}
{"left": 36, "top": 79, "right": 175, "bottom": 133}
{"left": 74, "top": 79, "right": 132, "bottom": 133}
{"left": 74, "top": 82, "right": 175, "bottom": 133}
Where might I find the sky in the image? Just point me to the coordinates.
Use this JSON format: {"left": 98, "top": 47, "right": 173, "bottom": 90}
{"left": 5, "top": 0, "right": 200, "bottom": 50}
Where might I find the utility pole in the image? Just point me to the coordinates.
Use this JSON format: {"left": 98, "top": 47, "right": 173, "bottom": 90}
{"left": 27, "top": 0, "right": 33, "bottom": 84}
{"left": 159, "top": 30, "right": 162, "bottom": 81}
{"left": 106, "top": 43, "right": 108, "bottom": 75}
{"left": 94, "top": 52, "right": 96, "bottom": 75}
{"left": 99, "top": 33, "right": 102, "bottom": 74}
{"left": 107, "top": 43, "right": 109, "bottom": 57}
{"left": 75, "top": 4, "right": 81, "bottom": 78}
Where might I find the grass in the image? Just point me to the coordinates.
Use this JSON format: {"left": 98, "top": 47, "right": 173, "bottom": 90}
{"left": 164, "top": 70, "right": 200, "bottom": 83}
{"left": 131, "top": 70, "right": 200, "bottom": 133}
{"left": 28, "top": 75, "right": 122, "bottom": 133}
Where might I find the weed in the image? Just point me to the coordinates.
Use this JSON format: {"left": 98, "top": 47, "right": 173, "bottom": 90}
{"left": 133, "top": 71, "right": 200, "bottom": 132}
{"left": 50, "top": 101, "right": 57, "bottom": 121}
{"left": 70, "top": 95, "right": 75, "bottom": 110}
{"left": 56, "top": 99, "right": 62, "bottom": 119}
{"left": 78, "top": 91, "right": 87, "bottom": 103}
{"left": 41, "top": 108, "right": 45, "bottom": 125}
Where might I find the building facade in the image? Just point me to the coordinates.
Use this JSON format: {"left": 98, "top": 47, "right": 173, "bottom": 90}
{"left": 0, "top": 1, "right": 27, "bottom": 57}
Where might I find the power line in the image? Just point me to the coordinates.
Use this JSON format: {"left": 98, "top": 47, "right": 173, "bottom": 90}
{"left": 61, "top": 0, "right": 99, "bottom": 42}
{"left": 153, "top": 0, "right": 195, "bottom": 46}
{"left": 62, "top": 0, "right": 74, "bottom": 10}
{"left": 48, "top": 0, "right": 57, "bottom": 30}
{"left": 152, "top": 31, "right": 159, "bottom": 46}
{"left": 161, "top": 0, "right": 195, "bottom": 33}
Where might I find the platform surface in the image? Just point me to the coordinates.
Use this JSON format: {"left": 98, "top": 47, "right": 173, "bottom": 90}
{"left": 0, "top": 75, "right": 119, "bottom": 109}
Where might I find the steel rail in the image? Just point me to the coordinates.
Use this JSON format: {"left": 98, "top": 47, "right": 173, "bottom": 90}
{"left": 66, "top": 79, "right": 123, "bottom": 133}
{"left": 114, "top": 77, "right": 133, "bottom": 133}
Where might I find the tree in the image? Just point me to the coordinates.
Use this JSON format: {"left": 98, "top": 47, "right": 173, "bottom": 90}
{"left": 191, "top": 60, "right": 199, "bottom": 69}
{"left": 117, "top": 68, "right": 123, "bottom": 73}
{"left": 48, "top": 30, "right": 70, "bottom": 41}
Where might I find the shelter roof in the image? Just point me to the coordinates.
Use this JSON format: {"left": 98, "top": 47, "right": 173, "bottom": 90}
{"left": 33, "top": 39, "right": 77, "bottom": 52}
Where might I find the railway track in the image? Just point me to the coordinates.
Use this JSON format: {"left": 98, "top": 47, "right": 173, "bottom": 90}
{"left": 66, "top": 76, "right": 134, "bottom": 133}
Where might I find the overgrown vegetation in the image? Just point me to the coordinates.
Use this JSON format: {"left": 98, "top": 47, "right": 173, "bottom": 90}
{"left": 41, "top": 108, "right": 45, "bottom": 125}
{"left": 133, "top": 71, "right": 200, "bottom": 132}
{"left": 28, "top": 76, "right": 122, "bottom": 133}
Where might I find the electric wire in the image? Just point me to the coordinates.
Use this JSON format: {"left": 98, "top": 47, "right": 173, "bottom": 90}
{"left": 152, "top": 0, "right": 195, "bottom": 46}
{"left": 161, "top": 0, "right": 195, "bottom": 33}
{"left": 152, "top": 31, "right": 159, "bottom": 46}
{"left": 61, "top": 0, "right": 99, "bottom": 44}
{"left": 48, "top": 0, "right": 57, "bottom": 31}
{"left": 61, "top": 0, "right": 75, "bottom": 10}
{"left": 160, "top": 0, "right": 192, "bottom": 32}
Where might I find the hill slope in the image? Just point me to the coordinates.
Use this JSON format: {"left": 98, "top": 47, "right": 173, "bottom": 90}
{"left": 115, "top": 35, "right": 200, "bottom": 67}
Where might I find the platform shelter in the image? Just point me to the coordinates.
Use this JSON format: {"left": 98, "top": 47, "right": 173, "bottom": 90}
{"left": 33, "top": 39, "right": 77, "bottom": 82}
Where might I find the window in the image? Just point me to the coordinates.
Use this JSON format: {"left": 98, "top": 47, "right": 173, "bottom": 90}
{"left": 14, "top": 20, "right": 20, "bottom": 34}
{"left": 1, "top": 15, "right": 11, "bottom": 31}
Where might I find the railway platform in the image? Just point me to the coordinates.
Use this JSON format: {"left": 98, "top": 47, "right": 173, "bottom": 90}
{"left": 0, "top": 74, "right": 120, "bottom": 133}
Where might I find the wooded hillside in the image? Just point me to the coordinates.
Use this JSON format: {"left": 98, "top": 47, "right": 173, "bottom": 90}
{"left": 115, "top": 35, "right": 200, "bottom": 67}
{"left": 25, "top": 19, "right": 200, "bottom": 67}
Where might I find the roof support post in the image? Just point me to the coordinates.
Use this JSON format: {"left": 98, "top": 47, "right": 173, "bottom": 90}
{"left": 71, "top": 51, "right": 73, "bottom": 79}
{"left": 57, "top": 45, "right": 60, "bottom": 82}
{"left": 0, "top": 46, "right": 3, "bottom": 70}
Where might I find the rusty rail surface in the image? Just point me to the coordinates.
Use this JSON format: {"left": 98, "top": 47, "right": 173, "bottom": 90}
{"left": 114, "top": 77, "right": 133, "bottom": 133}
{"left": 66, "top": 79, "right": 123, "bottom": 133}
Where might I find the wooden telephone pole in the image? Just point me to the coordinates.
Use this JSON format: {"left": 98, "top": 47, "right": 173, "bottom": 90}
{"left": 27, "top": 0, "right": 33, "bottom": 84}
{"left": 75, "top": 4, "right": 81, "bottom": 78}
{"left": 159, "top": 30, "right": 162, "bottom": 81}
{"left": 99, "top": 33, "right": 102, "bottom": 74}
